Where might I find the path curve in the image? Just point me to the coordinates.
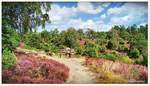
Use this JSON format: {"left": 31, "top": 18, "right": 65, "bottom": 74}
{"left": 16, "top": 48, "right": 96, "bottom": 83}
{"left": 47, "top": 56, "right": 96, "bottom": 83}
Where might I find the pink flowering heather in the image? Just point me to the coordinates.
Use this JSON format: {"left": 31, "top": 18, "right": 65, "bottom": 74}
{"left": 85, "top": 58, "right": 148, "bottom": 82}
{"left": 2, "top": 52, "right": 69, "bottom": 83}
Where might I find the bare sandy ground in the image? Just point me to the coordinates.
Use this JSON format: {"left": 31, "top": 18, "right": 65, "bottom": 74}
{"left": 47, "top": 56, "right": 96, "bottom": 84}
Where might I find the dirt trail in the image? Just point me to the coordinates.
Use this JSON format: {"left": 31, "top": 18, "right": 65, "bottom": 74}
{"left": 48, "top": 56, "right": 96, "bottom": 83}
{"left": 16, "top": 48, "right": 96, "bottom": 84}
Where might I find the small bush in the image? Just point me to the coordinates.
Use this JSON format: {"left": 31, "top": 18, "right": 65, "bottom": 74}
{"left": 118, "top": 56, "right": 134, "bottom": 64}
{"left": 118, "top": 45, "right": 125, "bottom": 51}
{"left": 83, "top": 42, "right": 99, "bottom": 57}
{"left": 99, "top": 53, "right": 117, "bottom": 61}
{"left": 129, "top": 48, "right": 140, "bottom": 58}
{"left": 2, "top": 27, "right": 20, "bottom": 51}
{"left": 2, "top": 48, "right": 17, "bottom": 69}
{"left": 106, "top": 40, "right": 118, "bottom": 50}
{"left": 85, "top": 58, "right": 148, "bottom": 82}
{"left": 104, "top": 53, "right": 118, "bottom": 61}
{"left": 26, "top": 33, "right": 41, "bottom": 49}
{"left": 76, "top": 46, "right": 84, "bottom": 55}
{"left": 142, "top": 53, "right": 148, "bottom": 66}
{"left": 99, "top": 46, "right": 106, "bottom": 53}
{"left": 94, "top": 67, "right": 127, "bottom": 83}
{"left": 40, "top": 43, "right": 59, "bottom": 53}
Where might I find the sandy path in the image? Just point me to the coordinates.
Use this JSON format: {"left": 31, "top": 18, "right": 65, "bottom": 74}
{"left": 16, "top": 48, "right": 96, "bottom": 83}
{"left": 47, "top": 56, "right": 96, "bottom": 83}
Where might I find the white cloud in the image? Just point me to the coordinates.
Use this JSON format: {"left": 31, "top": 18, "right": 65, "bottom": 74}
{"left": 139, "top": 22, "right": 147, "bottom": 26}
{"left": 101, "top": 3, "right": 111, "bottom": 7}
{"left": 48, "top": 4, "right": 77, "bottom": 24}
{"left": 107, "top": 7, "right": 124, "bottom": 15}
{"left": 39, "top": 2, "right": 147, "bottom": 32}
{"left": 77, "top": 2, "right": 103, "bottom": 14}
{"left": 107, "top": 2, "right": 147, "bottom": 16}
{"left": 110, "top": 15, "right": 131, "bottom": 25}
{"left": 46, "top": 3, "right": 109, "bottom": 31}
{"left": 100, "top": 14, "right": 106, "bottom": 19}
{"left": 107, "top": 3, "right": 147, "bottom": 26}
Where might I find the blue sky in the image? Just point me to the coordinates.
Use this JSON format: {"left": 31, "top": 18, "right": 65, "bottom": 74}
{"left": 38, "top": 2, "right": 148, "bottom": 32}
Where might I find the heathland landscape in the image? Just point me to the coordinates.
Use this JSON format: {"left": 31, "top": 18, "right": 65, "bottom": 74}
{"left": 2, "top": 2, "right": 148, "bottom": 83}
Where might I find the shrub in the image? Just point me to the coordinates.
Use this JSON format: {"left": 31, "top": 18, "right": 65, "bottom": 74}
{"left": 2, "top": 48, "right": 17, "bottom": 69}
{"left": 118, "top": 56, "right": 134, "bottom": 64}
{"left": 2, "top": 52, "right": 69, "bottom": 83}
{"left": 118, "top": 45, "right": 125, "bottom": 51}
{"left": 83, "top": 42, "right": 99, "bottom": 57}
{"left": 26, "top": 33, "right": 41, "bottom": 49}
{"left": 99, "top": 53, "right": 118, "bottom": 61}
{"left": 85, "top": 58, "right": 148, "bottom": 82}
{"left": 106, "top": 39, "right": 119, "bottom": 50}
{"left": 75, "top": 46, "right": 84, "bottom": 55}
{"left": 99, "top": 46, "right": 106, "bottom": 53}
{"left": 139, "top": 52, "right": 148, "bottom": 66}
{"left": 97, "top": 68, "right": 127, "bottom": 83}
{"left": 40, "top": 43, "right": 59, "bottom": 53}
{"left": 2, "top": 27, "right": 20, "bottom": 51}
{"left": 128, "top": 48, "right": 140, "bottom": 58}
{"left": 104, "top": 53, "right": 118, "bottom": 61}
{"left": 142, "top": 53, "right": 148, "bottom": 66}
{"left": 24, "top": 44, "right": 39, "bottom": 51}
{"left": 106, "top": 40, "right": 113, "bottom": 49}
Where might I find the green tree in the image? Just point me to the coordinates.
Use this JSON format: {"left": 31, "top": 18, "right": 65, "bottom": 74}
{"left": 2, "top": 2, "right": 51, "bottom": 33}
{"left": 107, "top": 28, "right": 119, "bottom": 50}
{"left": 62, "top": 28, "right": 78, "bottom": 48}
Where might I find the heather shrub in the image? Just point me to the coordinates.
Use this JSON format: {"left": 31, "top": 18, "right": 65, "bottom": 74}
{"left": 85, "top": 58, "right": 148, "bottom": 83}
{"left": 2, "top": 48, "right": 17, "bottom": 69}
{"left": 2, "top": 52, "right": 69, "bottom": 83}
{"left": 94, "top": 67, "right": 127, "bottom": 83}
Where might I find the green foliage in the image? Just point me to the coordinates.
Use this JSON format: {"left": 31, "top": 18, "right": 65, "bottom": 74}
{"left": 118, "top": 56, "right": 134, "bottom": 64}
{"left": 2, "top": 2, "right": 51, "bottom": 33}
{"left": 129, "top": 48, "right": 140, "bottom": 58}
{"left": 137, "top": 52, "right": 148, "bottom": 66}
{"left": 26, "top": 33, "right": 41, "bottom": 49}
{"left": 142, "top": 53, "right": 148, "bottom": 66}
{"left": 99, "top": 46, "right": 106, "bottom": 53}
{"left": 40, "top": 43, "right": 58, "bottom": 53}
{"left": 133, "top": 33, "right": 147, "bottom": 51}
{"left": 40, "top": 30, "right": 51, "bottom": 42}
{"left": 2, "top": 48, "right": 17, "bottom": 69}
{"left": 118, "top": 45, "right": 126, "bottom": 51}
{"left": 2, "top": 27, "right": 20, "bottom": 51}
{"left": 99, "top": 53, "right": 117, "bottom": 61}
{"left": 83, "top": 42, "right": 99, "bottom": 57}
{"left": 106, "top": 40, "right": 118, "bottom": 50}
{"left": 62, "top": 28, "right": 78, "bottom": 48}
{"left": 94, "top": 67, "right": 127, "bottom": 83}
